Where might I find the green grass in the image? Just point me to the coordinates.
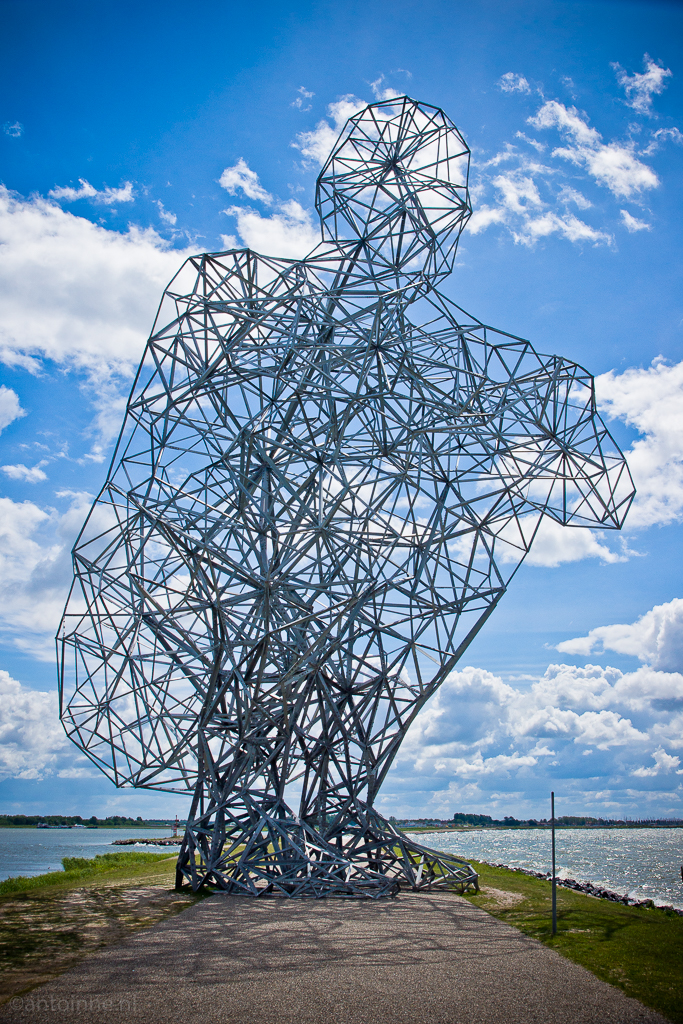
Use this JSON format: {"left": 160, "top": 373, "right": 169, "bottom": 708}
{"left": 463, "top": 860, "right": 682, "bottom": 1024}
{"left": 0, "top": 852, "right": 174, "bottom": 897}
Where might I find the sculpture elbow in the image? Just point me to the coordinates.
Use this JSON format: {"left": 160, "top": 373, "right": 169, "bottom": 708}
{"left": 537, "top": 447, "right": 636, "bottom": 531}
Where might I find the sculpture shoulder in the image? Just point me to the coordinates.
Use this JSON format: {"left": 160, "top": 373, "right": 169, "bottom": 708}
{"left": 407, "top": 286, "right": 579, "bottom": 379}
{"left": 157, "top": 247, "right": 313, "bottom": 308}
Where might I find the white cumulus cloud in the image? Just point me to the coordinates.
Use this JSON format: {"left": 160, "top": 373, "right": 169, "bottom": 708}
{"left": 523, "top": 516, "right": 625, "bottom": 568}
{"left": 528, "top": 101, "right": 659, "bottom": 199}
{"left": 218, "top": 159, "right": 273, "bottom": 203}
{"left": 469, "top": 161, "right": 613, "bottom": 248}
{"left": 512, "top": 210, "right": 612, "bottom": 247}
{"left": 557, "top": 597, "right": 683, "bottom": 673}
{"left": 0, "top": 492, "right": 95, "bottom": 659}
{"left": 492, "top": 174, "right": 543, "bottom": 213}
{"left": 596, "top": 358, "right": 683, "bottom": 530}
{"left": 49, "top": 179, "right": 135, "bottom": 205}
{"left": 466, "top": 205, "right": 507, "bottom": 234}
{"left": 1, "top": 462, "right": 47, "bottom": 483}
{"left": 293, "top": 95, "right": 368, "bottom": 165}
{"left": 612, "top": 55, "right": 673, "bottom": 116}
{"left": 156, "top": 201, "right": 177, "bottom": 225}
{"left": 644, "top": 126, "right": 683, "bottom": 154}
{"left": 620, "top": 209, "right": 651, "bottom": 232}
{"left": 224, "top": 200, "right": 320, "bottom": 260}
{"left": 518, "top": 706, "right": 646, "bottom": 748}
{"left": 632, "top": 747, "right": 681, "bottom": 777}
{"left": 0, "top": 386, "right": 25, "bottom": 433}
{"left": 370, "top": 76, "right": 401, "bottom": 101}
{"left": 469, "top": 72, "right": 668, "bottom": 247}
{"left": 0, "top": 186, "right": 193, "bottom": 376}
{"left": 557, "top": 185, "right": 592, "bottom": 209}
{"left": 0, "top": 670, "right": 72, "bottom": 779}
{"left": 291, "top": 86, "right": 314, "bottom": 112}
{"left": 498, "top": 73, "right": 531, "bottom": 94}
{"left": 386, "top": 656, "right": 683, "bottom": 818}
{"left": 515, "top": 131, "right": 546, "bottom": 152}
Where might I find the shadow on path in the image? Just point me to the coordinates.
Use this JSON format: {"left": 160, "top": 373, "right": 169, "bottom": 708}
{"left": 0, "top": 891, "right": 667, "bottom": 1024}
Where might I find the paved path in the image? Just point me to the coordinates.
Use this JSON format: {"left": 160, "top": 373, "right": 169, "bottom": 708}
{"left": 0, "top": 891, "right": 667, "bottom": 1024}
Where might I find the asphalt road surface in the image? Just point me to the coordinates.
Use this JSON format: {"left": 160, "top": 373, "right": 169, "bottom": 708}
{"left": 0, "top": 890, "right": 668, "bottom": 1024}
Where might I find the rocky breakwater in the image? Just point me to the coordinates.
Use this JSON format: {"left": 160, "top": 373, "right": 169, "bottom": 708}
{"left": 112, "top": 836, "right": 183, "bottom": 846}
{"left": 488, "top": 862, "right": 683, "bottom": 916}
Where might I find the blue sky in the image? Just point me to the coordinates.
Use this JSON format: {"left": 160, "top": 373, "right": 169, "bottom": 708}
{"left": 0, "top": 0, "right": 682, "bottom": 821}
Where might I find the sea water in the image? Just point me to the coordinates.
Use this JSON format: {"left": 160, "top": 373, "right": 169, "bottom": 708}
{"left": 0, "top": 828, "right": 175, "bottom": 881}
{"left": 2, "top": 825, "right": 682, "bottom": 909}
{"left": 407, "top": 827, "right": 683, "bottom": 910}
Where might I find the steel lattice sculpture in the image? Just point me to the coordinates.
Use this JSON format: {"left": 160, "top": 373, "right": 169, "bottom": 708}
{"left": 58, "top": 98, "right": 634, "bottom": 898}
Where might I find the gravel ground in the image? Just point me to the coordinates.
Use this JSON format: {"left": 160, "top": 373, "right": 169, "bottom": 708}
{"left": 0, "top": 890, "right": 668, "bottom": 1024}
{"left": 0, "top": 877, "right": 197, "bottom": 1004}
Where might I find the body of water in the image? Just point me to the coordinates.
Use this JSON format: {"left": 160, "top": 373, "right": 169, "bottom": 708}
{"left": 0, "top": 828, "right": 176, "bottom": 881}
{"left": 408, "top": 827, "right": 683, "bottom": 910}
{"left": 3, "top": 825, "right": 682, "bottom": 909}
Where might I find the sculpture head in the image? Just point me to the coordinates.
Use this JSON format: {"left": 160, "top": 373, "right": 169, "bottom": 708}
{"left": 315, "top": 97, "right": 471, "bottom": 288}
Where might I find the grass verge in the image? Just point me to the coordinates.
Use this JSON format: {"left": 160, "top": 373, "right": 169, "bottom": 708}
{"left": 0, "top": 852, "right": 206, "bottom": 1004}
{"left": 462, "top": 859, "right": 682, "bottom": 1024}
{"left": 0, "top": 852, "right": 173, "bottom": 898}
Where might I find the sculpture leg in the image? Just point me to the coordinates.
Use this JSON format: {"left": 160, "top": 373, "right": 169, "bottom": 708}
{"left": 175, "top": 776, "right": 478, "bottom": 898}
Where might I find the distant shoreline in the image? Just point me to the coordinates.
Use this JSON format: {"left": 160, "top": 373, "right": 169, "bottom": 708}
{"left": 404, "top": 823, "right": 683, "bottom": 832}
{"left": 0, "top": 825, "right": 175, "bottom": 830}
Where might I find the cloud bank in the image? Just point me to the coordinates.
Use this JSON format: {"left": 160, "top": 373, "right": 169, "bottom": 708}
{"left": 382, "top": 652, "right": 683, "bottom": 819}
{"left": 0, "top": 187, "right": 192, "bottom": 377}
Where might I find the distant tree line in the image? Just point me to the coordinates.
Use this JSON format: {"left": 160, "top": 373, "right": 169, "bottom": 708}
{"left": 389, "top": 812, "right": 683, "bottom": 829}
{"left": 0, "top": 814, "right": 174, "bottom": 828}
{"left": 451, "top": 812, "right": 683, "bottom": 827}
{"left": 451, "top": 813, "right": 538, "bottom": 826}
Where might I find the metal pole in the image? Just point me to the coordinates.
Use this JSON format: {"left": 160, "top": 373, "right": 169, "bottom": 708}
{"left": 551, "top": 791, "right": 557, "bottom": 936}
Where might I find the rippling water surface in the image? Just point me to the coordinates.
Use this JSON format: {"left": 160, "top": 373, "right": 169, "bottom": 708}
{"left": 0, "top": 828, "right": 175, "bottom": 880}
{"left": 407, "top": 827, "right": 683, "bottom": 909}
